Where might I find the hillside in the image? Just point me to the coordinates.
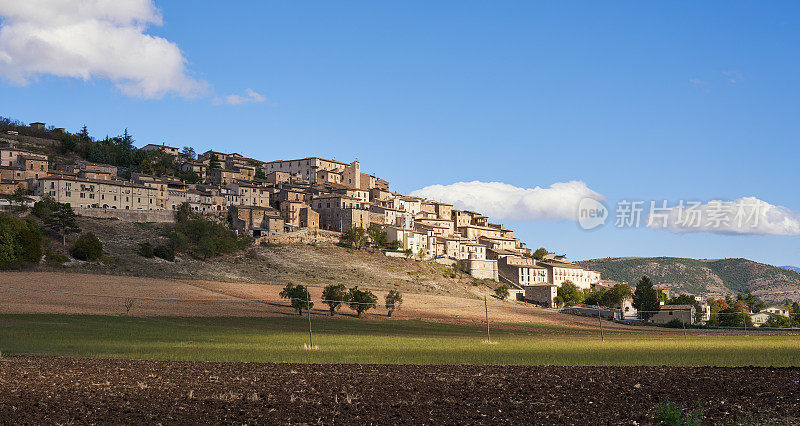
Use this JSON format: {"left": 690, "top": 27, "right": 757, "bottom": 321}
{"left": 576, "top": 257, "right": 800, "bottom": 302}
{"left": 32, "top": 216, "right": 493, "bottom": 300}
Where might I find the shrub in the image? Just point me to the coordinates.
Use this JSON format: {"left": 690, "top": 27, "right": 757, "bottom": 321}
{"left": 385, "top": 290, "right": 403, "bottom": 317}
{"left": 653, "top": 399, "right": 702, "bottom": 426}
{"left": 138, "top": 242, "right": 155, "bottom": 258}
{"left": 494, "top": 284, "right": 510, "bottom": 300}
{"left": 71, "top": 232, "right": 103, "bottom": 261}
{"left": 665, "top": 318, "right": 685, "bottom": 328}
{"left": 169, "top": 203, "right": 249, "bottom": 260}
{"left": 153, "top": 244, "right": 175, "bottom": 262}
{"left": 0, "top": 214, "right": 42, "bottom": 268}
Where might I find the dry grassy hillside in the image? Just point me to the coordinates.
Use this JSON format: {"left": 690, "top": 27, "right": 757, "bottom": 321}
{"left": 36, "top": 217, "right": 491, "bottom": 299}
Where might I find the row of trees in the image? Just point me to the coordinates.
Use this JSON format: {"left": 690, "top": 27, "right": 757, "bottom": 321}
{"left": 280, "top": 283, "right": 403, "bottom": 318}
{"left": 341, "top": 225, "right": 402, "bottom": 252}
{"left": 554, "top": 280, "right": 634, "bottom": 309}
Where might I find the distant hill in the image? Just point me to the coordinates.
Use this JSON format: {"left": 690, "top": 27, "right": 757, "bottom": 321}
{"left": 781, "top": 265, "right": 800, "bottom": 274}
{"left": 575, "top": 257, "right": 800, "bottom": 303}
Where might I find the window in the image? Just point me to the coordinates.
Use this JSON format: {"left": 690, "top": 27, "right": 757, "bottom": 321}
{"left": 66, "top": 191, "right": 71, "bottom": 197}
{"left": 80, "top": 193, "right": 85, "bottom": 198}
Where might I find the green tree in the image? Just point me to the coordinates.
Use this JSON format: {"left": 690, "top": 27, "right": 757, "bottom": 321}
{"left": 632, "top": 275, "right": 661, "bottom": 320}
{"left": 341, "top": 226, "right": 367, "bottom": 249}
{"left": 180, "top": 146, "right": 196, "bottom": 159}
{"left": 367, "top": 224, "right": 387, "bottom": 248}
{"left": 321, "top": 283, "right": 349, "bottom": 316}
{"left": 71, "top": 232, "right": 103, "bottom": 261}
{"left": 494, "top": 284, "right": 510, "bottom": 300}
{"left": 279, "top": 283, "right": 313, "bottom": 315}
{"left": 531, "top": 247, "right": 549, "bottom": 260}
{"left": 254, "top": 168, "right": 266, "bottom": 180}
{"left": 34, "top": 197, "right": 80, "bottom": 245}
{"left": 762, "top": 313, "right": 793, "bottom": 328}
{"left": 557, "top": 281, "right": 584, "bottom": 306}
{"left": 601, "top": 283, "right": 633, "bottom": 307}
{"left": 739, "top": 289, "right": 766, "bottom": 313}
{"left": 0, "top": 214, "right": 42, "bottom": 268}
{"left": 208, "top": 154, "right": 221, "bottom": 170}
{"left": 347, "top": 286, "right": 377, "bottom": 317}
{"left": 385, "top": 290, "right": 403, "bottom": 317}
{"left": 583, "top": 288, "right": 606, "bottom": 306}
{"left": 138, "top": 242, "right": 155, "bottom": 258}
{"left": 717, "top": 307, "right": 752, "bottom": 327}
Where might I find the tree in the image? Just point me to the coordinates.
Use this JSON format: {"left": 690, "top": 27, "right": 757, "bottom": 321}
{"left": 531, "top": 247, "right": 549, "bottom": 260}
{"left": 494, "top": 284, "right": 510, "bottom": 300}
{"left": 78, "top": 124, "right": 90, "bottom": 141}
{"left": 632, "top": 276, "right": 660, "bottom": 320}
{"left": 321, "top": 284, "right": 349, "bottom": 316}
{"left": 668, "top": 294, "right": 703, "bottom": 322}
{"left": 180, "top": 146, "right": 196, "bottom": 159}
{"left": 557, "top": 281, "right": 584, "bottom": 306}
{"left": 208, "top": 154, "right": 221, "bottom": 170}
{"left": 71, "top": 232, "right": 103, "bottom": 261}
{"left": 367, "top": 224, "right": 387, "bottom": 248}
{"left": 584, "top": 287, "right": 606, "bottom": 306}
{"left": 34, "top": 197, "right": 80, "bottom": 245}
{"left": 601, "top": 283, "right": 633, "bottom": 308}
{"left": 341, "top": 226, "right": 367, "bottom": 249}
{"left": 7, "top": 187, "right": 29, "bottom": 211}
{"left": 717, "top": 307, "right": 752, "bottom": 327}
{"left": 0, "top": 214, "right": 42, "bottom": 268}
{"left": 385, "top": 290, "right": 403, "bottom": 317}
{"left": 762, "top": 313, "right": 793, "bottom": 328}
{"left": 740, "top": 290, "right": 766, "bottom": 313}
{"left": 254, "top": 168, "right": 266, "bottom": 180}
{"left": 347, "top": 286, "right": 377, "bottom": 317}
{"left": 279, "top": 283, "right": 313, "bottom": 315}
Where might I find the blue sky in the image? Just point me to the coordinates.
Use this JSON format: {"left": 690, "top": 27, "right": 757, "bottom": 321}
{"left": 1, "top": 1, "right": 798, "bottom": 266}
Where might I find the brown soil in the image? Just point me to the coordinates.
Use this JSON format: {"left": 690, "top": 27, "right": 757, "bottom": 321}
{"left": 0, "top": 356, "right": 797, "bottom": 424}
{"left": 0, "top": 272, "right": 638, "bottom": 329}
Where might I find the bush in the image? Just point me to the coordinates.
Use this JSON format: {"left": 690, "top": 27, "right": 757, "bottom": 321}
{"left": 138, "top": 242, "right": 155, "bottom": 258}
{"left": 494, "top": 284, "right": 510, "bottom": 300}
{"left": 153, "top": 244, "right": 175, "bottom": 262}
{"left": 664, "top": 318, "right": 685, "bottom": 328}
{"left": 654, "top": 399, "right": 702, "bottom": 426}
{"left": 71, "top": 232, "right": 103, "bottom": 261}
{"left": 0, "top": 214, "right": 42, "bottom": 268}
{"left": 169, "top": 203, "right": 249, "bottom": 260}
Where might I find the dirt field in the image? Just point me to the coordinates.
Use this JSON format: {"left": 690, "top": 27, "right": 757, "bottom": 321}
{"left": 0, "top": 272, "right": 636, "bottom": 329}
{"left": 0, "top": 356, "right": 796, "bottom": 424}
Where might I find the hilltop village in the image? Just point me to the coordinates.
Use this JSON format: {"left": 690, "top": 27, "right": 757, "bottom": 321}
{"left": 0, "top": 121, "right": 607, "bottom": 307}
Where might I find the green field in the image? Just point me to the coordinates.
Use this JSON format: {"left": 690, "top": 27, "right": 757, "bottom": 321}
{"left": 1, "top": 314, "right": 800, "bottom": 366}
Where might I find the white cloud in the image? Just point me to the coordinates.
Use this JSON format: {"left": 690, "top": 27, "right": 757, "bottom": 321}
{"left": 216, "top": 88, "right": 268, "bottom": 106}
{"left": 646, "top": 197, "right": 800, "bottom": 236}
{"left": 722, "top": 70, "right": 743, "bottom": 84}
{"left": 409, "top": 180, "right": 605, "bottom": 222}
{"left": 0, "top": 0, "right": 206, "bottom": 98}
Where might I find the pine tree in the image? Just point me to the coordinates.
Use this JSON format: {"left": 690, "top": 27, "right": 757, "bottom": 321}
{"left": 632, "top": 275, "right": 660, "bottom": 320}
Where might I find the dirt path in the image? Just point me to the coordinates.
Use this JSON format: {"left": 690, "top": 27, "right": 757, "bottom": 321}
{"left": 0, "top": 356, "right": 797, "bottom": 424}
{"left": 0, "top": 272, "right": 639, "bottom": 329}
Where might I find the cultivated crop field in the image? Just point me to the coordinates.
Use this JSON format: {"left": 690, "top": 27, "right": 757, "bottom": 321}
{"left": 2, "top": 314, "right": 800, "bottom": 366}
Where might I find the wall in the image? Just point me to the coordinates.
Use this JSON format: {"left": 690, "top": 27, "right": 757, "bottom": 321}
{"left": 77, "top": 208, "right": 176, "bottom": 223}
{"left": 255, "top": 229, "right": 340, "bottom": 245}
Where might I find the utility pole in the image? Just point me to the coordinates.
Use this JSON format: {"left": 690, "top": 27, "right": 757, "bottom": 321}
{"left": 597, "top": 304, "right": 604, "bottom": 342}
{"left": 484, "top": 295, "right": 491, "bottom": 343}
{"left": 307, "top": 298, "right": 314, "bottom": 348}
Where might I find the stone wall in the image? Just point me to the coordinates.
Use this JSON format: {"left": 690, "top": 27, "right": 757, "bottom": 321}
{"left": 77, "top": 208, "right": 176, "bottom": 223}
{"left": 256, "top": 228, "right": 341, "bottom": 245}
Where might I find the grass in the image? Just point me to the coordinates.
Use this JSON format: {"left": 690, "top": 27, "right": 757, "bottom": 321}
{"left": 2, "top": 314, "right": 800, "bottom": 366}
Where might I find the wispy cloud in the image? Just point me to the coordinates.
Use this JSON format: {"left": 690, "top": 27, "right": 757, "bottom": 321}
{"left": 722, "top": 70, "right": 743, "bottom": 84}
{"left": 646, "top": 197, "right": 800, "bottom": 236}
{"left": 0, "top": 0, "right": 207, "bottom": 99}
{"left": 690, "top": 78, "right": 709, "bottom": 92}
{"left": 410, "top": 180, "right": 605, "bottom": 222}
{"left": 214, "top": 88, "right": 270, "bottom": 106}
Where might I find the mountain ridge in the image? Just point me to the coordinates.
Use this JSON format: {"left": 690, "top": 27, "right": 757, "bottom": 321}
{"left": 575, "top": 256, "right": 800, "bottom": 303}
